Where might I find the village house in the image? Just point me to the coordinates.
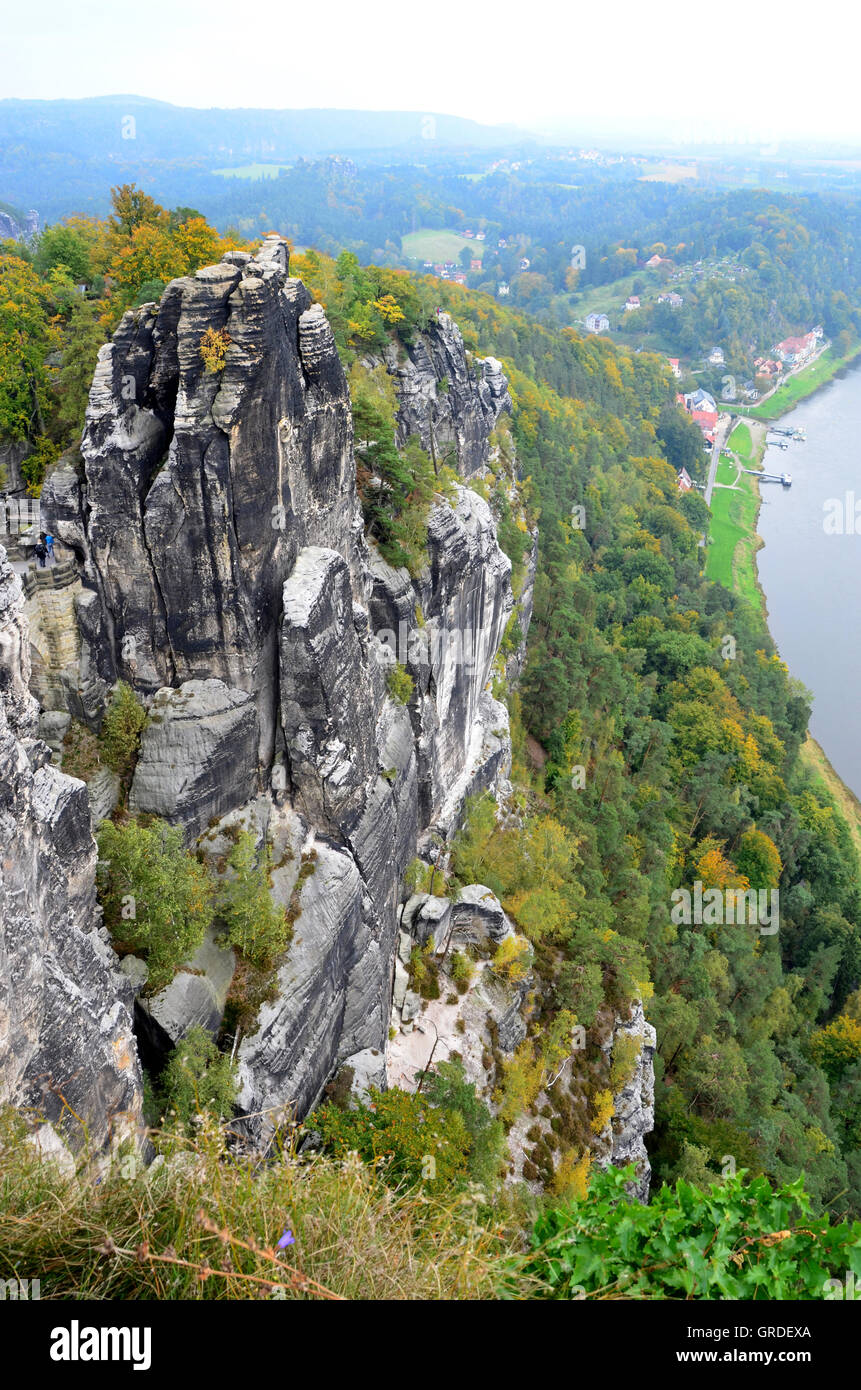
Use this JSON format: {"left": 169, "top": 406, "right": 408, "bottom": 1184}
{"left": 470, "top": 259, "right": 481, "bottom": 271}
{"left": 475, "top": 231, "right": 486, "bottom": 241}
{"left": 685, "top": 387, "right": 717, "bottom": 413}
{"left": 707, "top": 346, "right": 725, "bottom": 366}
{"left": 520, "top": 257, "right": 531, "bottom": 271}
{"left": 624, "top": 295, "right": 641, "bottom": 311}
{"left": 776, "top": 331, "right": 817, "bottom": 366}
{"left": 645, "top": 253, "right": 664, "bottom": 269}
{"left": 677, "top": 467, "right": 693, "bottom": 493}
{"left": 678, "top": 388, "right": 718, "bottom": 442}
{"left": 585, "top": 311, "right": 610, "bottom": 333}
{"left": 497, "top": 281, "right": 510, "bottom": 297}
{"left": 668, "top": 357, "right": 681, "bottom": 378}
{"left": 463, "top": 229, "right": 474, "bottom": 238}
{"left": 657, "top": 291, "right": 684, "bottom": 308}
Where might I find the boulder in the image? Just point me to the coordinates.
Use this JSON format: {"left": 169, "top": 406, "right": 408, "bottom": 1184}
{"left": 137, "top": 927, "right": 236, "bottom": 1047}
{"left": 448, "top": 884, "right": 514, "bottom": 946}
{"left": 129, "top": 679, "right": 258, "bottom": 840}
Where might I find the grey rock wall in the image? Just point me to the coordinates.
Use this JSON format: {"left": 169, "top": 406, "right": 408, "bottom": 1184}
{"left": 0, "top": 545, "right": 142, "bottom": 1158}
{"left": 394, "top": 312, "right": 511, "bottom": 478}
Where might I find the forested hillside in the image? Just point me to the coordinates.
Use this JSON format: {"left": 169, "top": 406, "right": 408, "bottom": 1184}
{"left": 293, "top": 246, "right": 861, "bottom": 1213}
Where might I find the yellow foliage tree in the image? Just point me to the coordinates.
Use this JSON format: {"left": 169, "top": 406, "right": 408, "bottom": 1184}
{"left": 590, "top": 1088, "right": 614, "bottom": 1134}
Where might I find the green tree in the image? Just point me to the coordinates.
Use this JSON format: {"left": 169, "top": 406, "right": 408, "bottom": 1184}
{"left": 96, "top": 818, "right": 213, "bottom": 993}
{"left": 215, "top": 830, "right": 290, "bottom": 968}
{"left": 0, "top": 251, "right": 58, "bottom": 441}
{"left": 315, "top": 1087, "right": 469, "bottom": 1188}
{"left": 34, "top": 225, "right": 93, "bottom": 283}
{"left": 99, "top": 681, "right": 147, "bottom": 788}
{"left": 424, "top": 1057, "right": 505, "bottom": 1186}
{"left": 159, "top": 1026, "right": 238, "bottom": 1132}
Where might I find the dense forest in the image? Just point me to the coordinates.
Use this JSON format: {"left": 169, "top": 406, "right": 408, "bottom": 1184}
{"left": 3, "top": 187, "right": 861, "bottom": 1294}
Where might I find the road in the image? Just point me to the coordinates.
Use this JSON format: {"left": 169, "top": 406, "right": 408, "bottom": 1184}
{"left": 704, "top": 413, "right": 733, "bottom": 506}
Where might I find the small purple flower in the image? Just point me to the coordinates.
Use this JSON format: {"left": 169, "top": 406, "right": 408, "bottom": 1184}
{"left": 277, "top": 1229, "right": 295, "bottom": 1249}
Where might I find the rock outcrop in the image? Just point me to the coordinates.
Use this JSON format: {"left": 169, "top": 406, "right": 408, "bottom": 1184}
{"left": 393, "top": 312, "right": 511, "bottom": 478}
{"left": 0, "top": 545, "right": 142, "bottom": 1159}
{"left": 129, "top": 680, "right": 259, "bottom": 840}
{"left": 30, "top": 238, "right": 525, "bottom": 1141}
{"left": 600, "top": 1001, "right": 657, "bottom": 1201}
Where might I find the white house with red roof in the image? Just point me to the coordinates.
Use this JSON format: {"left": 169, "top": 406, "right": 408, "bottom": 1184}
{"left": 776, "top": 332, "right": 817, "bottom": 366}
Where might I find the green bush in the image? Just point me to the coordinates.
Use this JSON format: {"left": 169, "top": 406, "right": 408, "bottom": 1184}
{"left": 21, "top": 434, "right": 60, "bottom": 496}
{"left": 315, "top": 1086, "right": 469, "bottom": 1188}
{"left": 450, "top": 950, "right": 475, "bottom": 993}
{"left": 99, "top": 681, "right": 147, "bottom": 785}
{"left": 96, "top": 817, "right": 213, "bottom": 993}
{"left": 410, "top": 944, "right": 440, "bottom": 1000}
{"left": 386, "top": 663, "right": 414, "bottom": 706}
{"left": 424, "top": 1058, "right": 505, "bottom": 1187}
{"left": 215, "top": 830, "right": 291, "bottom": 968}
{"left": 524, "top": 1165, "right": 861, "bottom": 1299}
{"left": 404, "top": 855, "right": 437, "bottom": 896}
{"left": 159, "top": 1027, "right": 238, "bottom": 1132}
{"left": 609, "top": 1032, "right": 642, "bottom": 1093}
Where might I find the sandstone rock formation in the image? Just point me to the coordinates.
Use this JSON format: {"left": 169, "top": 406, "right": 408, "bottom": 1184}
{"left": 0, "top": 545, "right": 142, "bottom": 1159}
{"left": 29, "top": 238, "right": 527, "bottom": 1141}
{"left": 393, "top": 312, "right": 510, "bottom": 478}
{"left": 600, "top": 1001, "right": 657, "bottom": 1201}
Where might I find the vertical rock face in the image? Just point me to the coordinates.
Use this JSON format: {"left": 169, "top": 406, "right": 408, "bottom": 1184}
{"left": 0, "top": 546, "right": 142, "bottom": 1156}
{"left": 599, "top": 1002, "right": 657, "bottom": 1201}
{"left": 62, "top": 237, "right": 361, "bottom": 765}
{"left": 32, "top": 237, "right": 524, "bottom": 1138}
{"left": 393, "top": 312, "right": 511, "bottom": 478}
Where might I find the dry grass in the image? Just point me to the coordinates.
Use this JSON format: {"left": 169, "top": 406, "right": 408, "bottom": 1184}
{"left": 0, "top": 1112, "right": 532, "bottom": 1301}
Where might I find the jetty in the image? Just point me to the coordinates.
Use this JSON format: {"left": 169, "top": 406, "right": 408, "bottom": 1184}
{"left": 744, "top": 468, "right": 791, "bottom": 486}
{"left": 767, "top": 425, "right": 806, "bottom": 440}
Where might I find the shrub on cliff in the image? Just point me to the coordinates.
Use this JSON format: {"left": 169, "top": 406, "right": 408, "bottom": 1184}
{"left": 352, "top": 384, "right": 438, "bottom": 573}
{"left": 96, "top": 817, "right": 213, "bottom": 993}
{"left": 423, "top": 1058, "right": 505, "bottom": 1187}
{"left": 386, "top": 662, "right": 414, "bottom": 706}
{"left": 314, "top": 1086, "right": 469, "bottom": 1188}
{"left": 214, "top": 830, "right": 291, "bottom": 969}
{"left": 158, "top": 1026, "right": 238, "bottom": 1133}
{"left": 99, "top": 681, "right": 147, "bottom": 787}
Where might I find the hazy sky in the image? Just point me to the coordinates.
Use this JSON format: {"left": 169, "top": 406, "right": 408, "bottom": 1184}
{"left": 3, "top": 0, "right": 859, "bottom": 148}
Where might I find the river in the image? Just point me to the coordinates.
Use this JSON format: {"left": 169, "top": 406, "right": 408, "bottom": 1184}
{"left": 756, "top": 357, "right": 861, "bottom": 798}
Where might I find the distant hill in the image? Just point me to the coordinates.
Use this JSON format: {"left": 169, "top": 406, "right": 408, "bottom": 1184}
{"left": 0, "top": 96, "right": 534, "bottom": 222}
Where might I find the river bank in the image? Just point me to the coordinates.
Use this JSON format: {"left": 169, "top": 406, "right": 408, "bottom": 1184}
{"left": 707, "top": 335, "right": 861, "bottom": 614}
{"left": 800, "top": 735, "right": 861, "bottom": 861}
{"left": 704, "top": 417, "right": 768, "bottom": 619}
{"left": 745, "top": 339, "right": 861, "bottom": 421}
{"left": 705, "top": 341, "right": 861, "bottom": 807}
